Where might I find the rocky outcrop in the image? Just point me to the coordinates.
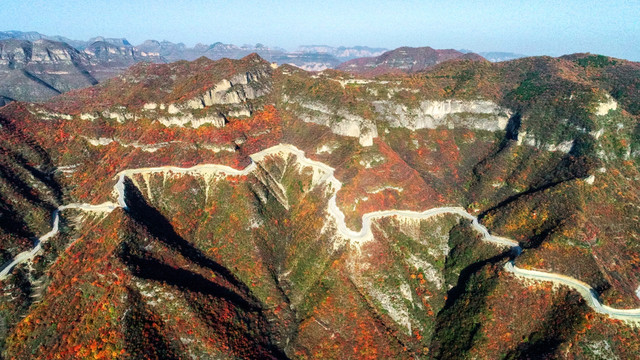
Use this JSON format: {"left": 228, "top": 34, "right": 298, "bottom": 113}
{"left": 84, "top": 41, "right": 162, "bottom": 65}
{"left": 183, "top": 70, "right": 271, "bottom": 109}
{"left": 84, "top": 41, "right": 163, "bottom": 80}
{"left": 373, "top": 99, "right": 511, "bottom": 131}
{"left": 83, "top": 105, "right": 227, "bottom": 128}
{"left": 150, "top": 68, "right": 271, "bottom": 127}
{"left": 595, "top": 95, "right": 618, "bottom": 116}
{"left": 0, "top": 39, "right": 85, "bottom": 65}
{"left": 515, "top": 130, "right": 575, "bottom": 153}
{"left": 157, "top": 114, "right": 226, "bottom": 128}
{"left": 0, "top": 39, "right": 98, "bottom": 102}
{"left": 286, "top": 98, "right": 509, "bottom": 147}
{"left": 291, "top": 100, "right": 378, "bottom": 146}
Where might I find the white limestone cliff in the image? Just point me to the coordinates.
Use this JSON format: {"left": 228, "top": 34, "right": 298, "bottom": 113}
{"left": 177, "top": 70, "right": 271, "bottom": 111}
{"left": 158, "top": 113, "right": 226, "bottom": 128}
{"left": 373, "top": 99, "right": 511, "bottom": 131}
{"left": 293, "top": 101, "right": 378, "bottom": 147}
{"left": 595, "top": 95, "right": 618, "bottom": 116}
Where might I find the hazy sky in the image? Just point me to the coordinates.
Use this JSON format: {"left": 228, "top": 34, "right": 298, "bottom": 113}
{"left": 4, "top": 0, "right": 640, "bottom": 60}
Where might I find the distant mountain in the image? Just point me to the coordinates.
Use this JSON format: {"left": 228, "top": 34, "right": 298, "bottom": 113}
{"left": 135, "top": 40, "right": 191, "bottom": 61}
{"left": 456, "top": 49, "right": 527, "bottom": 62}
{"left": 0, "top": 31, "right": 353, "bottom": 94}
{"left": 204, "top": 42, "right": 284, "bottom": 62}
{"left": 89, "top": 38, "right": 339, "bottom": 71}
{"left": 0, "top": 30, "right": 87, "bottom": 50}
{"left": 87, "top": 36, "right": 131, "bottom": 47}
{"left": 337, "top": 46, "right": 485, "bottom": 76}
{"left": 83, "top": 40, "right": 163, "bottom": 80}
{"left": 297, "top": 45, "right": 388, "bottom": 60}
{"left": 0, "top": 37, "right": 168, "bottom": 103}
{"left": 0, "top": 32, "right": 380, "bottom": 71}
{"left": 0, "top": 31, "right": 528, "bottom": 104}
{"left": 0, "top": 30, "right": 45, "bottom": 41}
{"left": 477, "top": 52, "right": 526, "bottom": 62}
{"left": 133, "top": 40, "right": 287, "bottom": 63}
{"left": 0, "top": 39, "right": 98, "bottom": 102}
{"left": 270, "top": 52, "right": 341, "bottom": 71}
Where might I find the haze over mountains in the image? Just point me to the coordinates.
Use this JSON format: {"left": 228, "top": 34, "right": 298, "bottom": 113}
{"left": 0, "top": 30, "right": 391, "bottom": 67}
{"left": 0, "top": 30, "right": 528, "bottom": 105}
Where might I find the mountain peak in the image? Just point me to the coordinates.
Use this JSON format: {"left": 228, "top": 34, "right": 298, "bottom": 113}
{"left": 242, "top": 52, "right": 269, "bottom": 63}
{"left": 49, "top": 52, "right": 273, "bottom": 113}
{"left": 336, "top": 46, "right": 485, "bottom": 76}
{"left": 88, "top": 36, "right": 131, "bottom": 47}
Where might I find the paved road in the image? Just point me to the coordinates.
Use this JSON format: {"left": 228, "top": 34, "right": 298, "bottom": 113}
{"left": 2, "top": 144, "right": 639, "bottom": 322}
{"left": 0, "top": 203, "right": 116, "bottom": 279}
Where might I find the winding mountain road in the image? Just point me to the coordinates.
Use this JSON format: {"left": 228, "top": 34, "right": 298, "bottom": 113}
{"left": 0, "top": 203, "right": 117, "bottom": 278}
{"left": 1, "top": 144, "right": 639, "bottom": 322}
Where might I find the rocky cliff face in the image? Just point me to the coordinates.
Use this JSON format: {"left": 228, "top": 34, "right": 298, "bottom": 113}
{"left": 0, "top": 38, "right": 166, "bottom": 104}
{"left": 135, "top": 40, "right": 189, "bottom": 61}
{"left": 43, "top": 54, "right": 275, "bottom": 131}
{"left": 0, "top": 39, "right": 90, "bottom": 67}
{"left": 184, "top": 70, "right": 272, "bottom": 109}
{"left": 146, "top": 67, "right": 272, "bottom": 129}
{"left": 0, "top": 39, "right": 97, "bottom": 102}
{"left": 284, "top": 97, "right": 511, "bottom": 147}
{"left": 284, "top": 99, "right": 379, "bottom": 146}
{"left": 373, "top": 99, "right": 511, "bottom": 131}
{"left": 83, "top": 41, "right": 163, "bottom": 80}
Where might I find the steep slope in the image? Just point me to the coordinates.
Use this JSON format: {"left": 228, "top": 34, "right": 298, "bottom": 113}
{"left": 0, "top": 53, "right": 639, "bottom": 358}
{"left": 0, "top": 39, "right": 98, "bottom": 102}
{"left": 0, "top": 112, "right": 62, "bottom": 265}
{"left": 0, "top": 37, "right": 163, "bottom": 104}
{"left": 337, "top": 46, "right": 486, "bottom": 76}
{"left": 46, "top": 53, "right": 273, "bottom": 130}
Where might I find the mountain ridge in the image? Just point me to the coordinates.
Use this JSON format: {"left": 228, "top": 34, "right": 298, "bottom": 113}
{"left": 0, "top": 52, "right": 639, "bottom": 357}
{"left": 0, "top": 38, "right": 98, "bottom": 102}
{"left": 336, "top": 46, "right": 486, "bottom": 76}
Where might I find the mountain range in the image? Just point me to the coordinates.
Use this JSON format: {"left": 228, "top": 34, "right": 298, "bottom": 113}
{"left": 0, "top": 39, "right": 99, "bottom": 103}
{"left": 0, "top": 31, "right": 390, "bottom": 70}
{"left": 0, "top": 31, "right": 527, "bottom": 106}
{"left": 0, "top": 46, "right": 639, "bottom": 358}
{"left": 336, "top": 46, "right": 486, "bottom": 76}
